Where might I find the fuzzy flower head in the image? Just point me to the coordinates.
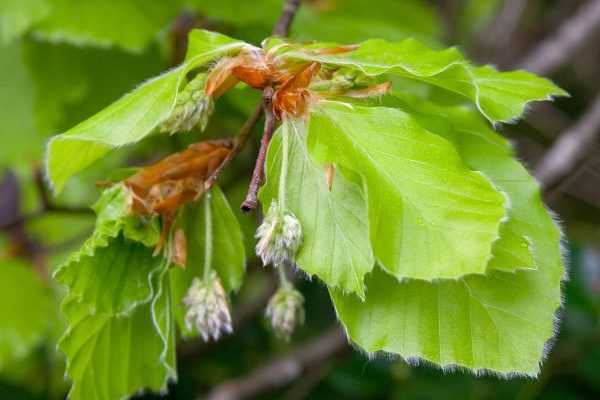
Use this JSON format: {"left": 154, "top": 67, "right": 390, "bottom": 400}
{"left": 255, "top": 201, "right": 302, "bottom": 267}
{"left": 160, "top": 73, "right": 215, "bottom": 134}
{"left": 183, "top": 272, "right": 232, "bottom": 342}
{"left": 266, "top": 286, "right": 305, "bottom": 340}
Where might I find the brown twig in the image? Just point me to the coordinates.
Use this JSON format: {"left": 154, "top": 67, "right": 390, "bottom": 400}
{"left": 205, "top": 326, "right": 348, "bottom": 400}
{"left": 518, "top": 0, "right": 600, "bottom": 75}
{"left": 241, "top": 88, "right": 276, "bottom": 212}
{"left": 535, "top": 95, "right": 600, "bottom": 189}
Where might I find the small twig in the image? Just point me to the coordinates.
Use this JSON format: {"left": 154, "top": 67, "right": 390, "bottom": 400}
{"left": 205, "top": 0, "right": 301, "bottom": 204}
{"left": 273, "top": 0, "right": 302, "bottom": 36}
{"left": 205, "top": 326, "right": 348, "bottom": 400}
{"left": 535, "top": 95, "right": 600, "bottom": 189}
{"left": 241, "top": 87, "right": 277, "bottom": 213}
{"left": 518, "top": 0, "right": 600, "bottom": 75}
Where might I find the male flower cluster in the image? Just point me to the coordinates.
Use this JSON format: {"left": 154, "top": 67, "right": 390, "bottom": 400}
{"left": 255, "top": 201, "right": 302, "bottom": 268}
{"left": 183, "top": 272, "right": 232, "bottom": 342}
{"left": 265, "top": 286, "right": 305, "bottom": 340}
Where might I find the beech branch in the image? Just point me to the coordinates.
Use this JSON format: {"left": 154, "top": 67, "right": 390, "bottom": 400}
{"left": 518, "top": 0, "right": 600, "bottom": 75}
{"left": 535, "top": 95, "right": 600, "bottom": 189}
{"left": 241, "top": 87, "right": 276, "bottom": 212}
{"left": 205, "top": 327, "right": 348, "bottom": 400}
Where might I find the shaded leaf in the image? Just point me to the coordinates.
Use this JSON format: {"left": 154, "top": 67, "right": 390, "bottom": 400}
{"left": 0, "top": 260, "right": 52, "bottom": 370}
{"left": 32, "top": 0, "right": 178, "bottom": 52}
{"left": 0, "top": 0, "right": 50, "bottom": 43}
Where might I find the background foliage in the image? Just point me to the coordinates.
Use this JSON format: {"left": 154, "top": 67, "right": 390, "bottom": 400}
{"left": 1, "top": 0, "right": 600, "bottom": 399}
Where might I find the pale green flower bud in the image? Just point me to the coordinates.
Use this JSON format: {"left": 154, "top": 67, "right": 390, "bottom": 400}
{"left": 160, "top": 73, "right": 214, "bottom": 134}
{"left": 266, "top": 286, "right": 305, "bottom": 340}
{"left": 255, "top": 201, "right": 302, "bottom": 267}
{"left": 183, "top": 272, "right": 232, "bottom": 342}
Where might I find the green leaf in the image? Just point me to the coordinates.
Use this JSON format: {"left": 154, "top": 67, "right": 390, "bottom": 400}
{"left": 0, "top": 0, "right": 50, "bottom": 43}
{"left": 380, "top": 93, "right": 541, "bottom": 273}
{"left": 286, "top": 38, "right": 567, "bottom": 123}
{"left": 32, "top": 0, "right": 179, "bottom": 52}
{"left": 171, "top": 186, "right": 245, "bottom": 334}
{"left": 57, "top": 234, "right": 175, "bottom": 400}
{"left": 0, "top": 260, "right": 52, "bottom": 370}
{"left": 259, "top": 119, "right": 374, "bottom": 298}
{"left": 46, "top": 30, "right": 246, "bottom": 193}
{"left": 331, "top": 98, "right": 564, "bottom": 376}
{"left": 308, "top": 101, "right": 507, "bottom": 280}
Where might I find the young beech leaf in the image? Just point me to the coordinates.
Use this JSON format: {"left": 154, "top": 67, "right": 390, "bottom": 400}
{"left": 284, "top": 38, "right": 567, "bottom": 124}
{"left": 0, "top": 260, "right": 52, "bottom": 370}
{"left": 46, "top": 30, "right": 247, "bottom": 193}
{"left": 308, "top": 101, "right": 507, "bottom": 281}
{"left": 259, "top": 119, "right": 374, "bottom": 298}
{"left": 330, "top": 98, "right": 564, "bottom": 376}
{"left": 382, "top": 94, "right": 542, "bottom": 273}
{"left": 170, "top": 186, "right": 245, "bottom": 336}
{"left": 57, "top": 234, "right": 175, "bottom": 400}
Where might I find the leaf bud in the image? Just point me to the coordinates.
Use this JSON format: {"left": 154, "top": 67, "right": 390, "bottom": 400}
{"left": 160, "top": 73, "right": 215, "bottom": 134}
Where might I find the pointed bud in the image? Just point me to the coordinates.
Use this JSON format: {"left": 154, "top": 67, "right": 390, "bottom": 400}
{"left": 160, "top": 73, "right": 215, "bottom": 134}
{"left": 255, "top": 201, "right": 302, "bottom": 267}
{"left": 183, "top": 272, "right": 232, "bottom": 342}
{"left": 266, "top": 286, "right": 305, "bottom": 340}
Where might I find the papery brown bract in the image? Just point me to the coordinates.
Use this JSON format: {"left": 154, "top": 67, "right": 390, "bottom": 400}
{"left": 124, "top": 139, "right": 233, "bottom": 252}
{"left": 273, "top": 62, "right": 321, "bottom": 118}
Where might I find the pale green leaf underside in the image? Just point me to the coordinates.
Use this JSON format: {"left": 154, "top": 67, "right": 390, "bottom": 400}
{"left": 287, "top": 38, "right": 567, "bottom": 123}
{"left": 332, "top": 99, "right": 563, "bottom": 376}
{"left": 308, "top": 101, "right": 507, "bottom": 280}
{"left": 46, "top": 29, "right": 246, "bottom": 193}
{"left": 260, "top": 119, "right": 374, "bottom": 298}
{"left": 171, "top": 186, "right": 246, "bottom": 335}
{"left": 58, "top": 234, "right": 175, "bottom": 400}
{"left": 0, "top": 260, "right": 52, "bottom": 370}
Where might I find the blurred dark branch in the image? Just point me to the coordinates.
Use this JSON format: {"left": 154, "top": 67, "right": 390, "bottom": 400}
{"left": 535, "top": 95, "right": 600, "bottom": 189}
{"left": 518, "top": 0, "right": 600, "bottom": 75}
{"left": 273, "top": 0, "right": 302, "bottom": 36}
{"left": 205, "top": 326, "right": 348, "bottom": 400}
{"left": 480, "top": 0, "right": 528, "bottom": 57}
{"left": 0, "top": 168, "right": 92, "bottom": 231}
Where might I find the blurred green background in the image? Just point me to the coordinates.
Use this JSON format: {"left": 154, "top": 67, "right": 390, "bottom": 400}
{"left": 2, "top": 0, "right": 600, "bottom": 399}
